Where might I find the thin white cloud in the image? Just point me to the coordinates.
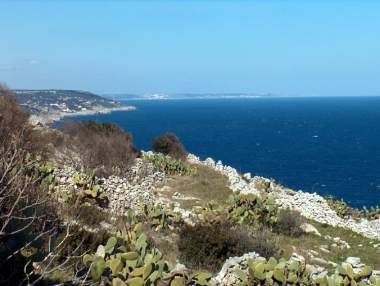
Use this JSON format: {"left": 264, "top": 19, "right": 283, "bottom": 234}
{"left": 29, "top": 59, "right": 39, "bottom": 65}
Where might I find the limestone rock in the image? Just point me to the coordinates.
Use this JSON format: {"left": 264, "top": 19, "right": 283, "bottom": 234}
{"left": 212, "top": 252, "right": 261, "bottom": 286}
{"left": 301, "top": 223, "right": 321, "bottom": 236}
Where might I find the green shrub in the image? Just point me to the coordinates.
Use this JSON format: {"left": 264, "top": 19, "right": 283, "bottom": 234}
{"left": 152, "top": 133, "right": 187, "bottom": 160}
{"left": 177, "top": 221, "right": 258, "bottom": 272}
{"left": 274, "top": 209, "right": 305, "bottom": 237}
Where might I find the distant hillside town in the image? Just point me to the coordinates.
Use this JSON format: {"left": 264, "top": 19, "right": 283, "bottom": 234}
{"left": 12, "top": 89, "right": 135, "bottom": 124}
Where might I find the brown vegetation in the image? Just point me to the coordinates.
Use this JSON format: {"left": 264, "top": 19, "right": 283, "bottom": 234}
{"left": 61, "top": 120, "right": 140, "bottom": 177}
{"left": 274, "top": 209, "right": 305, "bottom": 237}
{"left": 178, "top": 221, "right": 251, "bottom": 271}
{"left": 177, "top": 220, "right": 278, "bottom": 272}
{"left": 249, "top": 227, "right": 280, "bottom": 259}
{"left": 152, "top": 133, "right": 188, "bottom": 160}
{"left": 0, "top": 86, "right": 82, "bottom": 285}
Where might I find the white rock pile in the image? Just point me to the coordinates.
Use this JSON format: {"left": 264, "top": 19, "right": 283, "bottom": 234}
{"left": 102, "top": 158, "right": 166, "bottom": 214}
{"left": 273, "top": 187, "right": 380, "bottom": 240}
{"left": 53, "top": 158, "right": 166, "bottom": 214}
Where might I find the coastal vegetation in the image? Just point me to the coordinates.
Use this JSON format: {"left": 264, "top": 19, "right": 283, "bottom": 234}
{"left": 0, "top": 86, "right": 69, "bottom": 285}
{"left": 325, "top": 196, "right": 380, "bottom": 221}
{"left": 1, "top": 85, "right": 380, "bottom": 285}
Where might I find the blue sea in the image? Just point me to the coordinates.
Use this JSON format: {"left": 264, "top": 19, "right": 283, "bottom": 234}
{"left": 59, "top": 97, "right": 380, "bottom": 208}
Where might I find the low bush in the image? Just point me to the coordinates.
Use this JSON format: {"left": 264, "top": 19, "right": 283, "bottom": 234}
{"left": 249, "top": 228, "right": 280, "bottom": 259}
{"left": 152, "top": 133, "right": 188, "bottom": 160}
{"left": 274, "top": 209, "right": 305, "bottom": 237}
{"left": 61, "top": 120, "right": 140, "bottom": 177}
{"left": 66, "top": 204, "right": 110, "bottom": 227}
{"left": 177, "top": 220, "right": 271, "bottom": 272}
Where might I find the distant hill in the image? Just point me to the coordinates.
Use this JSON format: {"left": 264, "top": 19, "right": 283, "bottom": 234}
{"left": 12, "top": 89, "right": 134, "bottom": 124}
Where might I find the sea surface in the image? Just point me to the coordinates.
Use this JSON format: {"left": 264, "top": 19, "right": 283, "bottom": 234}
{"left": 58, "top": 97, "right": 380, "bottom": 208}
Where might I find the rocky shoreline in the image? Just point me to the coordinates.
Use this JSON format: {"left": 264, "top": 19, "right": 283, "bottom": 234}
{"left": 29, "top": 105, "right": 136, "bottom": 125}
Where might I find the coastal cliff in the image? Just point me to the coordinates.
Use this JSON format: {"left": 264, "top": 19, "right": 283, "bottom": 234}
{"left": 2, "top": 87, "right": 380, "bottom": 285}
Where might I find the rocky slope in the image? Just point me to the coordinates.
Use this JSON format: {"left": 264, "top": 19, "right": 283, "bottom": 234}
{"left": 187, "top": 154, "right": 380, "bottom": 241}
{"left": 49, "top": 150, "right": 380, "bottom": 285}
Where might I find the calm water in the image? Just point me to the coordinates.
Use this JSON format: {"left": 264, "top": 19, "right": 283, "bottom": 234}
{"left": 59, "top": 97, "right": 380, "bottom": 208}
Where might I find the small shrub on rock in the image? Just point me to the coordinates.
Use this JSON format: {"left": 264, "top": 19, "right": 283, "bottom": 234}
{"left": 325, "top": 196, "right": 356, "bottom": 218}
{"left": 325, "top": 196, "right": 380, "bottom": 221}
{"left": 274, "top": 209, "right": 305, "bottom": 237}
{"left": 152, "top": 133, "right": 188, "bottom": 160}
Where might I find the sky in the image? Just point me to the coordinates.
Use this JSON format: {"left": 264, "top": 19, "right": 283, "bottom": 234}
{"left": 1, "top": 0, "right": 379, "bottom": 96}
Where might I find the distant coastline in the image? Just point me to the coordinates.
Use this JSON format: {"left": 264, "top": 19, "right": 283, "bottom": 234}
{"left": 105, "top": 94, "right": 380, "bottom": 101}
{"left": 29, "top": 105, "right": 136, "bottom": 125}
{"left": 104, "top": 93, "right": 276, "bottom": 101}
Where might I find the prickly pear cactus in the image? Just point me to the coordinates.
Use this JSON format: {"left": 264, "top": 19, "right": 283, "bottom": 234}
{"left": 144, "top": 153, "right": 197, "bottom": 176}
{"left": 144, "top": 204, "right": 183, "bottom": 230}
{"left": 234, "top": 256, "right": 379, "bottom": 286}
{"left": 83, "top": 221, "right": 212, "bottom": 286}
{"left": 227, "top": 193, "right": 278, "bottom": 227}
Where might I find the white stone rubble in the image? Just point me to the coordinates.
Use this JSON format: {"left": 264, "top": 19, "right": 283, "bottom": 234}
{"left": 273, "top": 187, "right": 380, "bottom": 240}
{"left": 53, "top": 158, "right": 165, "bottom": 214}
{"left": 212, "top": 252, "right": 261, "bottom": 286}
{"left": 101, "top": 158, "right": 165, "bottom": 213}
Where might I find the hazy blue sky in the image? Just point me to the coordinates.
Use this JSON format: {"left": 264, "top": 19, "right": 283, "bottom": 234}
{"left": 1, "top": 1, "right": 379, "bottom": 96}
